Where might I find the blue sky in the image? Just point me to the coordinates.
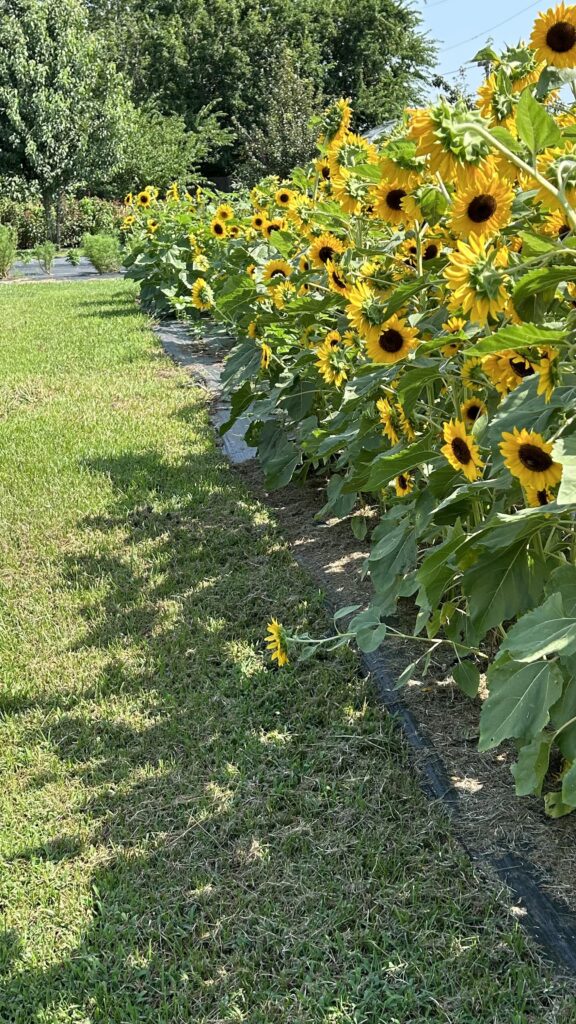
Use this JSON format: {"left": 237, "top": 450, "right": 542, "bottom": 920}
{"left": 417, "top": 0, "right": 543, "bottom": 93}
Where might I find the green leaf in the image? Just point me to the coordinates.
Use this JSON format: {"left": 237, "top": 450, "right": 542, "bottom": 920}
{"left": 545, "top": 791, "right": 576, "bottom": 817}
{"left": 479, "top": 657, "right": 563, "bottom": 750}
{"left": 464, "top": 322, "right": 567, "bottom": 357}
{"left": 550, "top": 667, "right": 576, "bottom": 759}
{"left": 515, "top": 87, "right": 563, "bottom": 154}
{"left": 546, "top": 564, "right": 576, "bottom": 617}
{"left": 363, "top": 436, "right": 438, "bottom": 493}
{"left": 452, "top": 661, "right": 480, "bottom": 698}
{"left": 349, "top": 608, "right": 387, "bottom": 653}
{"left": 562, "top": 762, "right": 576, "bottom": 807}
{"left": 512, "top": 265, "right": 576, "bottom": 319}
{"left": 553, "top": 434, "right": 576, "bottom": 505}
{"left": 351, "top": 515, "right": 368, "bottom": 540}
{"left": 502, "top": 593, "right": 576, "bottom": 663}
{"left": 462, "top": 543, "right": 532, "bottom": 638}
{"left": 511, "top": 733, "right": 552, "bottom": 796}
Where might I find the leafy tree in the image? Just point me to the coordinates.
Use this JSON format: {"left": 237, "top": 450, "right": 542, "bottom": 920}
{"left": 0, "top": 0, "right": 130, "bottom": 239}
{"left": 89, "top": 0, "right": 436, "bottom": 173}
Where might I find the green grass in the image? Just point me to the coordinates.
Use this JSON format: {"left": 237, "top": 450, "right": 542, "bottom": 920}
{"left": 0, "top": 280, "right": 573, "bottom": 1024}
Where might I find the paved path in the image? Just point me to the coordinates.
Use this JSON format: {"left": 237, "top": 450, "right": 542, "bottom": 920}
{"left": 3, "top": 256, "right": 124, "bottom": 283}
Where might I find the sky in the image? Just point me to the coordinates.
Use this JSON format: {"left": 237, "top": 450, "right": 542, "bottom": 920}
{"left": 417, "top": 0, "right": 544, "bottom": 94}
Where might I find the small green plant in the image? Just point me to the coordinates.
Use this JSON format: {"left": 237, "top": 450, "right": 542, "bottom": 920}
{"left": 0, "top": 224, "right": 17, "bottom": 278}
{"left": 82, "top": 233, "right": 122, "bottom": 274}
{"left": 66, "top": 248, "right": 82, "bottom": 266}
{"left": 34, "top": 240, "right": 57, "bottom": 274}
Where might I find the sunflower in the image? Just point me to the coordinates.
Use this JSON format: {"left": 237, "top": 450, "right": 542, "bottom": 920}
{"left": 536, "top": 347, "right": 559, "bottom": 400}
{"left": 216, "top": 203, "right": 233, "bottom": 221}
{"left": 460, "top": 396, "right": 487, "bottom": 427}
{"left": 394, "top": 473, "right": 414, "bottom": 498}
{"left": 346, "top": 281, "right": 388, "bottom": 338}
{"left": 450, "top": 172, "right": 514, "bottom": 238}
{"left": 365, "top": 314, "right": 419, "bottom": 365}
{"left": 373, "top": 181, "right": 410, "bottom": 226}
{"left": 543, "top": 209, "right": 572, "bottom": 240}
{"left": 166, "top": 182, "right": 179, "bottom": 202}
{"left": 461, "top": 356, "right": 484, "bottom": 390}
{"left": 260, "top": 342, "right": 273, "bottom": 370}
{"left": 315, "top": 158, "right": 332, "bottom": 183}
{"left": 247, "top": 320, "right": 260, "bottom": 339}
{"left": 444, "top": 235, "right": 509, "bottom": 325}
{"left": 271, "top": 280, "right": 295, "bottom": 309}
{"left": 500, "top": 427, "right": 563, "bottom": 489}
{"left": 535, "top": 145, "right": 576, "bottom": 210}
{"left": 318, "top": 98, "right": 353, "bottom": 145}
{"left": 210, "top": 218, "right": 227, "bottom": 238}
{"left": 265, "top": 618, "right": 289, "bottom": 666}
{"left": 483, "top": 350, "right": 536, "bottom": 395}
{"left": 262, "top": 258, "right": 293, "bottom": 283}
{"left": 275, "top": 187, "right": 294, "bottom": 207}
{"left": 264, "top": 218, "right": 284, "bottom": 238}
{"left": 441, "top": 419, "right": 484, "bottom": 481}
{"left": 229, "top": 224, "right": 241, "bottom": 239}
{"left": 124, "top": 192, "right": 134, "bottom": 206}
{"left": 332, "top": 168, "right": 373, "bottom": 215}
{"left": 328, "top": 132, "right": 378, "bottom": 179}
{"left": 251, "top": 212, "right": 267, "bottom": 230}
{"left": 315, "top": 339, "right": 349, "bottom": 387}
{"left": 524, "top": 485, "right": 555, "bottom": 507}
{"left": 325, "top": 259, "right": 349, "bottom": 295}
{"left": 407, "top": 102, "right": 492, "bottom": 189}
{"left": 323, "top": 329, "right": 342, "bottom": 348}
{"left": 376, "top": 397, "right": 401, "bottom": 444}
{"left": 147, "top": 218, "right": 159, "bottom": 233}
{"left": 191, "top": 277, "right": 213, "bottom": 311}
{"left": 309, "top": 232, "right": 346, "bottom": 268}
{"left": 122, "top": 215, "right": 135, "bottom": 229}
{"left": 136, "top": 190, "right": 152, "bottom": 208}
{"left": 531, "top": 4, "right": 576, "bottom": 68}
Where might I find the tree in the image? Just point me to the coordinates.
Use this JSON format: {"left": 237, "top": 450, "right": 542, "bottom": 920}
{"left": 88, "top": 0, "right": 436, "bottom": 174}
{"left": 0, "top": 0, "right": 130, "bottom": 239}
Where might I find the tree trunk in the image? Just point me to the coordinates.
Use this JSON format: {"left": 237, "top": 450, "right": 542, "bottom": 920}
{"left": 55, "top": 192, "right": 63, "bottom": 248}
{"left": 42, "top": 192, "right": 54, "bottom": 242}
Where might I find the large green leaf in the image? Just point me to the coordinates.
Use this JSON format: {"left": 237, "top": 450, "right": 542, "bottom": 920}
{"left": 462, "top": 542, "right": 532, "bottom": 637}
{"left": 562, "top": 762, "right": 576, "bottom": 808}
{"left": 452, "top": 661, "right": 480, "bottom": 698}
{"left": 363, "top": 435, "right": 438, "bottom": 492}
{"left": 464, "top": 322, "right": 567, "bottom": 357}
{"left": 511, "top": 733, "right": 552, "bottom": 796}
{"left": 512, "top": 265, "right": 576, "bottom": 319}
{"left": 479, "top": 657, "right": 563, "bottom": 750}
{"left": 502, "top": 593, "right": 576, "bottom": 663}
{"left": 515, "top": 87, "right": 563, "bottom": 154}
{"left": 546, "top": 563, "right": 576, "bottom": 617}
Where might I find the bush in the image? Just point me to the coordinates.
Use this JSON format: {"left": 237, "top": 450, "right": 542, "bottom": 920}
{"left": 0, "top": 223, "right": 16, "bottom": 277}
{"left": 82, "top": 233, "right": 122, "bottom": 273}
{"left": 124, "top": 21, "right": 576, "bottom": 818}
{"left": 34, "top": 241, "right": 57, "bottom": 274}
{"left": 0, "top": 195, "right": 124, "bottom": 249}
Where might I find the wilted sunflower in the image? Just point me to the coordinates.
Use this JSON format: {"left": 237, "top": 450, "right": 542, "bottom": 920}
{"left": 262, "top": 258, "right": 293, "bottom": 283}
{"left": 394, "top": 473, "right": 414, "bottom": 498}
{"left": 441, "top": 419, "right": 484, "bottom": 481}
{"left": 373, "top": 181, "right": 410, "bottom": 226}
{"left": 210, "top": 218, "right": 227, "bottom": 239}
{"left": 191, "top": 277, "right": 213, "bottom": 311}
{"left": 531, "top": 3, "right": 576, "bottom": 68}
{"left": 450, "top": 172, "right": 514, "bottom": 238}
{"left": 346, "top": 281, "right": 388, "bottom": 338}
{"left": 500, "top": 427, "right": 563, "bottom": 489}
{"left": 315, "top": 339, "right": 349, "bottom": 387}
{"left": 309, "top": 232, "right": 346, "bottom": 268}
{"left": 444, "top": 235, "right": 509, "bottom": 325}
{"left": 460, "top": 396, "right": 487, "bottom": 427}
{"left": 325, "top": 259, "right": 349, "bottom": 295}
{"left": 265, "top": 619, "right": 289, "bottom": 666}
{"left": 365, "top": 314, "right": 419, "bottom": 365}
{"left": 275, "top": 187, "right": 294, "bottom": 207}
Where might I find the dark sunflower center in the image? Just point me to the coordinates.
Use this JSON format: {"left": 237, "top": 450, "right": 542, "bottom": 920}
{"left": 423, "top": 243, "right": 439, "bottom": 260}
{"left": 466, "top": 403, "right": 482, "bottom": 421}
{"left": 518, "top": 443, "right": 553, "bottom": 472}
{"left": 254, "top": 217, "right": 263, "bottom": 226}
{"left": 467, "top": 194, "right": 497, "bottom": 223}
{"left": 451, "top": 438, "right": 471, "bottom": 465}
{"left": 271, "top": 268, "right": 287, "bottom": 277}
{"left": 302, "top": 260, "right": 310, "bottom": 271}
{"left": 321, "top": 166, "right": 330, "bottom": 179}
{"left": 215, "top": 223, "right": 223, "bottom": 234}
{"left": 379, "top": 328, "right": 404, "bottom": 353}
{"left": 546, "top": 21, "right": 576, "bottom": 52}
{"left": 559, "top": 224, "right": 570, "bottom": 240}
{"left": 279, "top": 193, "right": 289, "bottom": 203}
{"left": 319, "top": 245, "right": 335, "bottom": 263}
{"left": 268, "top": 223, "right": 280, "bottom": 234}
{"left": 398, "top": 474, "right": 408, "bottom": 489}
{"left": 332, "top": 270, "right": 346, "bottom": 288}
{"left": 537, "top": 489, "right": 550, "bottom": 506}
{"left": 386, "top": 188, "right": 407, "bottom": 211}
{"left": 509, "top": 357, "right": 534, "bottom": 378}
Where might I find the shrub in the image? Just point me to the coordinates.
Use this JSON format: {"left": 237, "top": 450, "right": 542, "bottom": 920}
{"left": 124, "top": 16, "right": 576, "bottom": 817}
{"left": 34, "top": 241, "right": 57, "bottom": 274}
{"left": 0, "top": 223, "right": 16, "bottom": 277}
{"left": 0, "top": 196, "right": 124, "bottom": 249}
{"left": 82, "top": 233, "right": 122, "bottom": 273}
{"left": 66, "top": 248, "right": 82, "bottom": 266}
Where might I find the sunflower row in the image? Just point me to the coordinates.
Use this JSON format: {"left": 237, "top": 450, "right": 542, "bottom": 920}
{"left": 125, "top": 5, "right": 576, "bottom": 816}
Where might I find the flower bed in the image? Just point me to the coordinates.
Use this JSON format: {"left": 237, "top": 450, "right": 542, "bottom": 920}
{"left": 124, "top": 5, "right": 576, "bottom": 818}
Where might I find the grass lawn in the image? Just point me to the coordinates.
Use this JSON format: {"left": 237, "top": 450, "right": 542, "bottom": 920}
{"left": 0, "top": 279, "right": 573, "bottom": 1024}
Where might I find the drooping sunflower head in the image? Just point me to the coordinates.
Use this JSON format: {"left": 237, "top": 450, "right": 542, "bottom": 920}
{"left": 262, "top": 258, "right": 293, "bottom": 283}
{"left": 443, "top": 234, "right": 510, "bottom": 325}
{"left": 325, "top": 259, "right": 349, "bottom": 295}
{"left": 332, "top": 168, "right": 373, "bottom": 215}
{"left": 309, "top": 232, "right": 346, "bottom": 269}
{"left": 407, "top": 101, "right": 492, "bottom": 188}
{"left": 317, "top": 98, "right": 353, "bottom": 145}
{"left": 191, "top": 277, "right": 214, "bottom": 311}
{"left": 450, "top": 171, "right": 514, "bottom": 238}
{"left": 210, "top": 217, "right": 227, "bottom": 239}
{"left": 265, "top": 619, "right": 289, "bottom": 666}
{"left": 441, "top": 419, "right": 484, "bottom": 481}
{"left": 346, "top": 281, "right": 389, "bottom": 338}
{"left": 500, "top": 427, "right": 563, "bottom": 489}
{"left": 365, "top": 314, "right": 419, "bottom": 365}
{"left": 531, "top": 3, "right": 576, "bottom": 68}
{"left": 327, "top": 132, "right": 378, "bottom": 179}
